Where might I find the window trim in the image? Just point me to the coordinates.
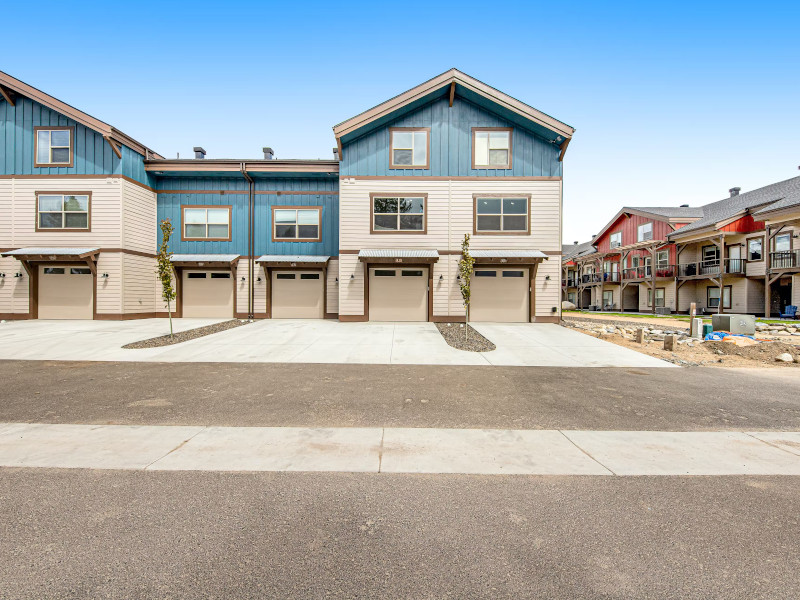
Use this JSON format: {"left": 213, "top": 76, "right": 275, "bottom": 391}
{"left": 746, "top": 236, "right": 764, "bottom": 262}
{"left": 637, "top": 221, "right": 653, "bottom": 242}
{"left": 655, "top": 250, "right": 669, "bottom": 268}
{"left": 181, "top": 205, "right": 233, "bottom": 242}
{"left": 707, "top": 285, "right": 732, "bottom": 309}
{"left": 772, "top": 232, "right": 793, "bottom": 252}
{"left": 35, "top": 191, "right": 92, "bottom": 232}
{"left": 647, "top": 287, "right": 666, "bottom": 308}
{"left": 389, "top": 127, "right": 430, "bottom": 170}
{"left": 472, "top": 194, "right": 531, "bottom": 236}
{"left": 609, "top": 231, "right": 622, "bottom": 249}
{"left": 369, "top": 193, "right": 428, "bottom": 235}
{"left": 471, "top": 127, "right": 513, "bottom": 170}
{"left": 271, "top": 205, "right": 322, "bottom": 243}
{"left": 33, "top": 126, "right": 75, "bottom": 168}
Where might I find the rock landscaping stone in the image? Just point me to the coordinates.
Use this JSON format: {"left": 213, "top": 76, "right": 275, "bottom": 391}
{"left": 435, "top": 323, "right": 496, "bottom": 352}
{"left": 776, "top": 353, "right": 794, "bottom": 363}
{"left": 123, "top": 319, "right": 252, "bottom": 349}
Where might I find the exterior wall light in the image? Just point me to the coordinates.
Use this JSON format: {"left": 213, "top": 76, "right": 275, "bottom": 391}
{"left": 545, "top": 275, "right": 551, "bottom": 280}
{"left": 0, "top": 273, "right": 5, "bottom": 278}
{"left": 14, "top": 272, "right": 23, "bottom": 278}
{"left": 101, "top": 273, "right": 109, "bottom": 278}
{"left": 350, "top": 274, "right": 354, "bottom": 279}
{"left": 439, "top": 274, "right": 443, "bottom": 280}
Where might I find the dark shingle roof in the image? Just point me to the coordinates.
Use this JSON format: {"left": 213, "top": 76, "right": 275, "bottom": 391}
{"left": 753, "top": 189, "right": 800, "bottom": 216}
{"left": 626, "top": 206, "right": 705, "bottom": 219}
{"left": 669, "top": 176, "right": 800, "bottom": 238}
{"left": 562, "top": 240, "right": 596, "bottom": 262}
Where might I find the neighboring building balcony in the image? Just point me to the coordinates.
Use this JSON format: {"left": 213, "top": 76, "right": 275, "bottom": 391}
{"left": 602, "top": 271, "right": 621, "bottom": 284}
{"left": 562, "top": 278, "right": 578, "bottom": 287}
{"left": 770, "top": 250, "right": 800, "bottom": 272}
{"left": 677, "top": 258, "right": 747, "bottom": 279}
{"left": 622, "top": 265, "right": 676, "bottom": 281}
{"left": 580, "top": 273, "right": 602, "bottom": 285}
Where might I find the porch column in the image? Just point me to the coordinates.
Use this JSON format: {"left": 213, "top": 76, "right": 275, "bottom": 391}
{"left": 764, "top": 225, "right": 771, "bottom": 317}
{"left": 718, "top": 234, "right": 725, "bottom": 315}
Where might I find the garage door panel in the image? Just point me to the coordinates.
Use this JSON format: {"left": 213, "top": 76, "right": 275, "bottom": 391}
{"left": 38, "top": 265, "right": 93, "bottom": 319}
{"left": 272, "top": 271, "right": 324, "bottom": 319}
{"left": 470, "top": 268, "right": 529, "bottom": 322}
{"left": 369, "top": 268, "right": 427, "bottom": 322}
{"left": 182, "top": 270, "right": 234, "bottom": 318}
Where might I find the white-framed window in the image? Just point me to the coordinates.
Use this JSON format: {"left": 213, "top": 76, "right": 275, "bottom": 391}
{"left": 747, "top": 238, "right": 763, "bottom": 261}
{"left": 37, "top": 193, "right": 90, "bottom": 230}
{"left": 610, "top": 232, "right": 622, "bottom": 248}
{"left": 474, "top": 196, "right": 529, "bottom": 233}
{"left": 390, "top": 128, "right": 429, "bottom": 168}
{"left": 637, "top": 222, "right": 653, "bottom": 242}
{"left": 631, "top": 255, "right": 640, "bottom": 268}
{"left": 273, "top": 207, "right": 321, "bottom": 241}
{"left": 603, "top": 290, "right": 613, "bottom": 306}
{"left": 371, "top": 196, "right": 426, "bottom": 232}
{"left": 183, "top": 206, "right": 231, "bottom": 240}
{"left": 35, "top": 127, "right": 73, "bottom": 166}
{"left": 473, "top": 128, "right": 512, "bottom": 169}
{"left": 707, "top": 286, "right": 731, "bottom": 309}
{"left": 656, "top": 250, "right": 669, "bottom": 268}
{"left": 647, "top": 288, "right": 665, "bottom": 307}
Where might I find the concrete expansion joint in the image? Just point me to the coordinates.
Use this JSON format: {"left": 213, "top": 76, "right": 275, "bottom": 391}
{"left": 557, "top": 430, "right": 617, "bottom": 475}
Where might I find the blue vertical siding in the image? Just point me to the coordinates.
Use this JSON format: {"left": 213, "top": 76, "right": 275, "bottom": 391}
{"left": 156, "top": 176, "right": 339, "bottom": 256}
{"left": 339, "top": 96, "right": 562, "bottom": 177}
{"left": 0, "top": 96, "right": 151, "bottom": 186}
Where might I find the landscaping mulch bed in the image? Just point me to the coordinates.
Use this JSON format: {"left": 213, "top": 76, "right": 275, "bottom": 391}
{"left": 123, "top": 319, "right": 252, "bottom": 349}
{"left": 436, "top": 323, "right": 496, "bottom": 352}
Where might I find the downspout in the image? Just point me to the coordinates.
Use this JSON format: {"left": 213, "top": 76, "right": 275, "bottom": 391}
{"left": 241, "top": 162, "right": 255, "bottom": 319}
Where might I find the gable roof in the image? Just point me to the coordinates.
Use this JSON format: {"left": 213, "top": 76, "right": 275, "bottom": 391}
{"left": 562, "top": 240, "right": 596, "bottom": 263}
{"left": 332, "top": 69, "right": 575, "bottom": 159}
{"left": 592, "top": 206, "right": 703, "bottom": 243}
{"left": 669, "top": 176, "right": 800, "bottom": 239}
{"left": 0, "top": 70, "right": 162, "bottom": 159}
{"left": 753, "top": 189, "right": 800, "bottom": 218}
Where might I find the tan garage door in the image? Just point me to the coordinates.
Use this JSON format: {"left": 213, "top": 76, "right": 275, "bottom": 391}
{"left": 38, "top": 265, "right": 93, "bottom": 319}
{"left": 182, "top": 270, "right": 233, "bottom": 318}
{"left": 271, "top": 271, "right": 324, "bottom": 318}
{"left": 470, "top": 267, "right": 529, "bottom": 322}
{"left": 369, "top": 267, "right": 427, "bottom": 322}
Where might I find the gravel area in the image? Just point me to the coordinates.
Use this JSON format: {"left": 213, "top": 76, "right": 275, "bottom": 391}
{"left": 564, "top": 315, "right": 690, "bottom": 332}
{"left": 435, "top": 323, "right": 496, "bottom": 352}
{"left": 123, "top": 319, "right": 252, "bottom": 349}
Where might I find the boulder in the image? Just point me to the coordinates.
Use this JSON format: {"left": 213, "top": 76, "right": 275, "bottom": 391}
{"left": 776, "top": 353, "right": 794, "bottom": 363}
{"left": 561, "top": 301, "right": 576, "bottom": 310}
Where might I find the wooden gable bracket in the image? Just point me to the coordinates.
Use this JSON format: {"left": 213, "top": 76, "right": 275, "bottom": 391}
{"left": 336, "top": 137, "right": 344, "bottom": 162}
{"left": 0, "top": 85, "right": 15, "bottom": 106}
{"left": 449, "top": 81, "right": 456, "bottom": 107}
{"left": 769, "top": 224, "right": 785, "bottom": 241}
{"left": 558, "top": 137, "right": 571, "bottom": 162}
{"left": 104, "top": 136, "right": 122, "bottom": 159}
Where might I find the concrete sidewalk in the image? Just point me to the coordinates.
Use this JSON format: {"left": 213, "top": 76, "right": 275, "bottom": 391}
{"left": 1, "top": 423, "right": 799, "bottom": 475}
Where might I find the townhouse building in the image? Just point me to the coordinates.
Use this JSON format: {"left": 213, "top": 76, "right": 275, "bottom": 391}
{"left": 562, "top": 177, "right": 800, "bottom": 317}
{"left": 0, "top": 69, "right": 573, "bottom": 322}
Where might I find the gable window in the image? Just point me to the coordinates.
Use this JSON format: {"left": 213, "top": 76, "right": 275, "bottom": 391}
{"left": 389, "top": 128, "right": 429, "bottom": 169}
{"left": 34, "top": 127, "right": 74, "bottom": 167}
{"left": 747, "top": 237, "right": 763, "bottom": 261}
{"left": 371, "top": 195, "right": 426, "bottom": 233}
{"left": 472, "top": 128, "right": 512, "bottom": 169}
{"left": 474, "top": 196, "right": 530, "bottom": 234}
{"left": 183, "top": 206, "right": 231, "bottom": 241}
{"left": 637, "top": 222, "right": 653, "bottom": 242}
{"left": 273, "top": 207, "right": 321, "bottom": 241}
{"left": 707, "top": 285, "right": 731, "bottom": 309}
{"left": 610, "top": 232, "right": 622, "bottom": 248}
{"left": 36, "top": 193, "right": 90, "bottom": 231}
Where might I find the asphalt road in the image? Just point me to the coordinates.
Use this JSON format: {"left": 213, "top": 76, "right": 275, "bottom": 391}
{"left": 0, "top": 469, "right": 798, "bottom": 599}
{"left": 1, "top": 361, "right": 799, "bottom": 430}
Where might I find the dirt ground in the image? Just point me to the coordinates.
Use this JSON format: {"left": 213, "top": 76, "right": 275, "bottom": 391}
{"left": 564, "top": 311, "right": 694, "bottom": 329}
{"left": 575, "top": 329, "right": 800, "bottom": 369}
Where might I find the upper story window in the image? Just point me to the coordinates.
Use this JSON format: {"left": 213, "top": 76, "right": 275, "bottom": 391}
{"left": 34, "top": 127, "right": 74, "bottom": 167}
{"left": 371, "top": 195, "right": 426, "bottom": 233}
{"left": 747, "top": 237, "right": 763, "bottom": 261}
{"left": 273, "top": 206, "right": 321, "bottom": 241}
{"left": 389, "top": 128, "right": 429, "bottom": 169}
{"left": 472, "top": 128, "right": 512, "bottom": 169}
{"left": 474, "top": 196, "right": 530, "bottom": 234}
{"left": 36, "top": 193, "right": 90, "bottom": 231}
{"left": 702, "top": 245, "right": 720, "bottom": 263}
{"left": 656, "top": 250, "right": 669, "bottom": 268}
{"left": 773, "top": 233, "right": 791, "bottom": 252}
{"left": 183, "top": 206, "right": 231, "bottom": 241}
{"left": 609, "top": 232, "right": 622, "bottom": 248}
{"left": 637, "top": 222, "right": 653, "bottom": 242}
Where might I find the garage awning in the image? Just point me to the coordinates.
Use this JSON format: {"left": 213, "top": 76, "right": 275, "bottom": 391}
{"left": 170, "top": 254, "right": 239, "bottom": 267}
{"left": 470, "top": 249, "right": 548, "bottom": 264}
{"left": 256, "top": 255, "right": 331, "bottom": 268}
{"left": 1, "top": 247, "right": 100, "bottom": 260}
{"left": 358, "top": 249, "right": 439, "bottom": 264}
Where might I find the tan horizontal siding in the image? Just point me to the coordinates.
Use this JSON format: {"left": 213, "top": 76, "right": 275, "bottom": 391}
{"left": 95, "top": 253, "right": 122, "bottom": 314}
{"left": 122, "top": 180, "right": 157, "bottom": 254}
{"left": 122, "top": 254, "right": 157, "bottom": 314}
{"left": 326, "top": 259, "right": 339, "bottom": 314}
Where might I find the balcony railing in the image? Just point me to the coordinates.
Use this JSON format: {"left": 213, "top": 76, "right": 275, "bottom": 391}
{"left": 563, "top": 278, "right": 578, "bottom": 287}
{"left": 603, "top": 271, "right": 621, "bottom": 283}
{"left": 677, "top": 258, "right": 746, "bottom": 277}
{"left": 622, "top": 265, "right": 676, "bottom": 280}
{"left": 771, "top": 250, "right": 800, "bottom": 270}
{"left": 581, "top": 273, "right": 602, "bottom": 284}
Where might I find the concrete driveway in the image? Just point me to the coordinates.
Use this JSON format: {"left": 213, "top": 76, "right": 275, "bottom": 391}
{"left": 0, "top": 319, "right": 671, "bottom": 367}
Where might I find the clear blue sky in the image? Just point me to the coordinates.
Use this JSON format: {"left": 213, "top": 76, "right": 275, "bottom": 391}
{"left": 5, "top": 0, "right": 799, "bottom": 244}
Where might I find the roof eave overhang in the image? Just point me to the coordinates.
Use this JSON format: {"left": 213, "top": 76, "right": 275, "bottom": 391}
{"left": 332, "top": 69, "right": 574, "bottom": 151}
{"left": 1, "top": 250, "right": 99, "bottom": 261}
{"left": 145, "top": 160, "right": 339, "bottom": 174}
{"left": 0, "top": 70, "right": 160, "bottom": 159}
{"left": 473, "top": 256, "right": 545, "bottom": 264}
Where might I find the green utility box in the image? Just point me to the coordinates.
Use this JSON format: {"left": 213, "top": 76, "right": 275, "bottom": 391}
{"left": 702, "top": 323, "right": 713, "bottom": 336}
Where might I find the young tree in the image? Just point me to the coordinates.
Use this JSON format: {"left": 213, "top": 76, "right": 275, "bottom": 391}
{"left": 156, "top": 219, "right": 177, "bottom": 338}
{"left": 458, "top": 233, "right": 475, "bottom": 340}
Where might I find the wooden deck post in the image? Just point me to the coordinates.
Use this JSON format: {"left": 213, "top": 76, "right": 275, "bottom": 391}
{"left": 764, "top": 225, "right": 771, "bottom": 318}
